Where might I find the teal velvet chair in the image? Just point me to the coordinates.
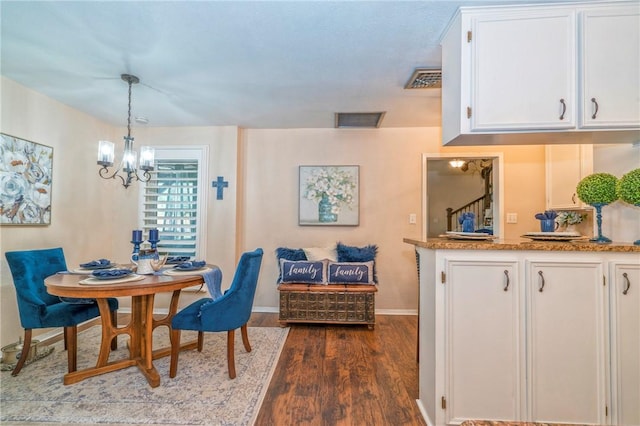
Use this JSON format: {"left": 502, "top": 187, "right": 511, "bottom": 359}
{"left": 4, "top": 247, "right": 118, "bottom": 376}
{"left": 169, "top": 248, "right": 263, "bottom": 379}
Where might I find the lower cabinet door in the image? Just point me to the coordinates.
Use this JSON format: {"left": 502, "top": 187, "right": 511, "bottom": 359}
{"left": 527, "top": 261, "right": 608, "bottom": 424}
{"left": 444, "top": 260, "right": 521, "bottom": 424}
{"left": 611, "top": 263, "right": 640, "bottom": 426}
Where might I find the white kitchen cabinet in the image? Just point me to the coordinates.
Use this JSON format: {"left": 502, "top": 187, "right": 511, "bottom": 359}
{"left": 580, "top": 5, "right": 640, "bottom": 128}
{"left": 526, "top": 260, "right": 608, "bottom": 424}
{"left": 466, "top": 9, "right": 576, "bottom": 132}
{"left": 545, "top": 144, "right": 593, "bottom": 209}
{"left": 443, "top": 259, "right": 521, "bottom": 424}
{"left": 610, "top": 262, "right": 640, "bottom": 426}
{"left": 441, "top": 1, "right": 640, "bottom": 146}
{"left": 411, "top": 244, "right": 639, "bottom": 426}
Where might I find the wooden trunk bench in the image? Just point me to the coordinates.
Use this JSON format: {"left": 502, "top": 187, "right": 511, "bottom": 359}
{"left": 278, "top": 283, "right": 377, "bottom": 329}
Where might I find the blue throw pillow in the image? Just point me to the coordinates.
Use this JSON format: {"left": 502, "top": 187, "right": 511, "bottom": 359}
{"left": 275, "top": 247, "right": 307, "bottom": 282}
{"left": 336, "top": 242, "right": 378, "bottom": 283}
{"left": 279, "top": 259, "right": 326, "bottom": 284}
{"left": 327, "top": 261, "right": 374, "bottom": 284}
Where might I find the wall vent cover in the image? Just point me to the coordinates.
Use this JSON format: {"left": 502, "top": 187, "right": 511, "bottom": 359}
{"left": 405, "top": 68, "right": 442, "bottom": 89}
{"left": 334, "top": 112, "right": 386, "bottom": 128}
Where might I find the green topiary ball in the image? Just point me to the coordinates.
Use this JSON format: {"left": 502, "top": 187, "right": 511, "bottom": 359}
{"left": 576, "top": 173, "right": 618, "bottom": 205}
{"left": 617, "top": 168, "right": 640, "bottom": 205}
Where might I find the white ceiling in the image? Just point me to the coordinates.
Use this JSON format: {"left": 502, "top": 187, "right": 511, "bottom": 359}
{"left": 1, "top": 0, "right": 587, "bottom": 129}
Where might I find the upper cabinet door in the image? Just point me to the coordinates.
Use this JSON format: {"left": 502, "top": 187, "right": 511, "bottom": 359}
{"left": 580, "top": 5, "right": 640, "bottom": 128}
{"left": 469, "top": 9, "right": 576, "bottom": 131}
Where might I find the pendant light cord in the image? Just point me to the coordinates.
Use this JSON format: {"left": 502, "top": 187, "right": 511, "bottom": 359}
{"left": 127, "top": 79, "right": 132, "bottom": 138}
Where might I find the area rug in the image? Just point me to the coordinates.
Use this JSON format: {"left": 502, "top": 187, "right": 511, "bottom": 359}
{"left": 0, "top": 325, "right": 289, "bottom": 425}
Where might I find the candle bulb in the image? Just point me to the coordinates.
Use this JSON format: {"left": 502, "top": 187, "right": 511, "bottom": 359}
{"left": 132, "top": 229, "right": 143, "bottom": 242}
{"left": 149, "top": 228, "right": 159, "bottom": 241}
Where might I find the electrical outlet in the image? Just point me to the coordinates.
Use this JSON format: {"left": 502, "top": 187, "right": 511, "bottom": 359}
{"left": 409, "top": 213, "right": 417, "bottom": 224}
{"left": 506, "top": 213, "right": 518, "bottom": 223}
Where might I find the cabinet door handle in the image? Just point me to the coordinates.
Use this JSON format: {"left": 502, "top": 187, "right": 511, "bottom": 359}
{"left": 572, "top": 193, "right": 577, "bottom": 204}
{"left": 591, "top": 98, "right": 599, "bottom": 119}
{"left": 559, "top": 99, "right": 566, "bottom": 120}
{"left": 623, "top": 272, "right": 631, "bottom": 295}
{"left": 538, "top": 270, "right": 545, "bottom": 292}
{"left": 503, "top": 270, "right": 510, "bottom": 291}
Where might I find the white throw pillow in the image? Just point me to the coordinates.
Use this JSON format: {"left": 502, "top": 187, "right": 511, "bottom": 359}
{"left": 303, "top": 245, "right": 337, "bottom": 262}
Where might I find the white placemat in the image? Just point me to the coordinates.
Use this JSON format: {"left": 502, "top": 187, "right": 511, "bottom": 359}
{"left": 79, "top": 274, "right": 145, "bottom": 285}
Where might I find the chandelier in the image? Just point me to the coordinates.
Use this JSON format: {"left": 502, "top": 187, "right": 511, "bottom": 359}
{"left": 97, "top": 74, "right": 154, "bottom": 188}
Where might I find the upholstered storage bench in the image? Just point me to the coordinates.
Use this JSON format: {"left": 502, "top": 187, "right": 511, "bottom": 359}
{"left": 278, "top": 283, "right": 377, "bottom": 329}
{"left": 276, "top": 242, "right": 379, "bottom": 329}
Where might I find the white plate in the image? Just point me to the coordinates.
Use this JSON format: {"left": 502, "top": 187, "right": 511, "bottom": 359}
{"left": 442, "top": 232, "right": 496, "bottom": 241}
{"left": 523, "top": 231, "right": 581, "bottom": 237}
{"left": 163, "top": 266, "right": 212, "bottom": 276}
{"left": 71, "top": 266, "right": 117, "bottom": 274}
{"left": 79, "top": 274, "right": 145, "bottom": 285}
{"left": 521, "top": 234, "right": 588, "bottom": 242}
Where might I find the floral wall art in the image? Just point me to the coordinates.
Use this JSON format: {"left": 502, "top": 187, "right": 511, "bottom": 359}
{"left": 0, "top": 133, "right": 53, "bottom": 225}
{"left": 299, "top": 165, "right": 359, "bottom": 226}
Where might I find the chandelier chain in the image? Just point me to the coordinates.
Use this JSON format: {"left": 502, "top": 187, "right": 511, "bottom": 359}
{"left": 127, "top": 79, "right": 132, "bottom": 138}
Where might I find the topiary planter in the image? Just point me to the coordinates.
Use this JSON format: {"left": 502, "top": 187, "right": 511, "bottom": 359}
{"left": 576, "top": 173, "right": 618, "bottom": 244}
{"left": 617, "top": 168, "right": 640, "bottom": 245}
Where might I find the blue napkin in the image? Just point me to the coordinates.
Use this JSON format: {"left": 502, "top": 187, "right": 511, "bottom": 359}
{"left": 80, "top": 258, "right": 111, "bottom": 268}
{"left": 197, "top": 266, "right": 223, "bottom": 317}
{"left": 166, "top": 256, "right": 191, "bottom": 264}
{"left": 535, "top": 210, "right": 557, "bottom": 220}
{"left": 203, "top": 266, "right": 223, "bottom": 300}
{"left": 175, "top": 260, "right": 206, "bottom": 270}
{"left": 458, "top": 212, "right": 475, "bottom": 225}
{"left": 91, "top": 268, "right": 132, "bottom": 279}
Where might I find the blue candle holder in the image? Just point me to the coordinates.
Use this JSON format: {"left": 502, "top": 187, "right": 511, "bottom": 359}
{"left": 589, "top": 203, "right": 612, "bottom": 244}
{"left": 131, "top": 240, "right": 142, "bottom": 261}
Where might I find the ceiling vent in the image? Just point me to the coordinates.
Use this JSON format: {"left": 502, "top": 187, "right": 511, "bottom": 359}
{"left": 334, "top": 112, "right": 386, "bottom": 128}
{"left": 405, "top": 68, "right": 442, "bottom": 89}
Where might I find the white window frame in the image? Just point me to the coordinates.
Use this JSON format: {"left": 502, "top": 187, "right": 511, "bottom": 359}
{"left": 138, "top": 145, "right": 209, "bottom": 260}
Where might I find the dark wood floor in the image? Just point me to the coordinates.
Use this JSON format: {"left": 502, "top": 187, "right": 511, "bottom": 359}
{"left": 250, "top": 313, "right": 427, "bottom": 426}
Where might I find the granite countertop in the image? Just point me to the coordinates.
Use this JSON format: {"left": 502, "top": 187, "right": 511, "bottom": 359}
{"left": 404, "top": 237, "right": 640, "bottom": 253}
{"left": 459, "top": 422, "right": 596, "bottom": 426}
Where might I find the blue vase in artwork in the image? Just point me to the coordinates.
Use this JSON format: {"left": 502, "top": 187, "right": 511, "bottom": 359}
{"left": 318, "top": 195, "right": 337, "bottom": 223}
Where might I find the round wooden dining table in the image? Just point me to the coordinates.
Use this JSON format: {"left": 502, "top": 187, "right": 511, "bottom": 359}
{"left": 45, "top": 271, "right": 205, "bottom": 387}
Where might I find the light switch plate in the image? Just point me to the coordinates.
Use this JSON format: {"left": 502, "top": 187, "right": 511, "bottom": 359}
{"left": 506, "top": 213, "right": 518, "bottom": 223}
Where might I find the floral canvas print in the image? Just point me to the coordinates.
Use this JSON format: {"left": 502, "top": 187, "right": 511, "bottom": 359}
{"left": 0, "top": 133, "right": 53, "bottom": 225}
{"left": 299, "top": 165, "right": 359, "bottom": 226}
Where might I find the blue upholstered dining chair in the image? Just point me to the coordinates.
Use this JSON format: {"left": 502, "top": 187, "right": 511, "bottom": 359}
{"left": 4, "top": 247, "right": 118, "bottom": 376}
{"left": 169, "top": 248, "right": 264, "bottom": 379}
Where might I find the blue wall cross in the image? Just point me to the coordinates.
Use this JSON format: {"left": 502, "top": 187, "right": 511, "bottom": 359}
{"left": 212, "top": 176, "right": 229, "bottom": 200}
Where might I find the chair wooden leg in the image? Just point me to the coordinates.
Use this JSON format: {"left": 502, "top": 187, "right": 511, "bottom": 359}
{"left": 63, "top": 327, "right": 68, "bottom": 351}
{"left": 11, "top": 329, "right": 32, "bottom": 376}
{"left": 240, "top": 324, "right": 251, "bottom": 353}
{"left": 197, "top": 331, "right": 204, "bottom": 352}
{"left": 65, "top": 325, "right": 78, "bottom": 373}
{"left": 169, "top": 329, "right": 181, "bottom": 378}
{"left": 227, "top": 329, "right": 236, "bottom": 379}
{"left": 110, "top": 309, "right": 118, "bottom": 350}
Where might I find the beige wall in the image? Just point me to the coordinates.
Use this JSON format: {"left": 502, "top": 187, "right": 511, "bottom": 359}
{"left": 3, "top": 76, "right": 636, "bottom": 349}
{"left": 240, "top": 129, "right": 548, "bottom": 311}
{"left": 1, "top": 77, "right": 117, "bottom": 345}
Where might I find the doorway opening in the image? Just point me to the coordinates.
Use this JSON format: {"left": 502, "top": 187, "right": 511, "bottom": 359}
{"left": 422, "top": 153, "right": 504, "bottom": 239}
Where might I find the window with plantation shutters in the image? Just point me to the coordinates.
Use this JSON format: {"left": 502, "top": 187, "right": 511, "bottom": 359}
{"left": 140, "top": 147, "right": 208, "bottom": 259}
